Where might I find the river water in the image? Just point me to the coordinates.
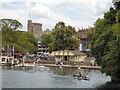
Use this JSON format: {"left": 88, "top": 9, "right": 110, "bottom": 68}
{"left": 1, "top": 66, "right": 113, "bottom": 88}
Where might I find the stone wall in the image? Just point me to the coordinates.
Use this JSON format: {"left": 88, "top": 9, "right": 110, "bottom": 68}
{"left": 27, "top": 20, "right": 43, "bottom": 39}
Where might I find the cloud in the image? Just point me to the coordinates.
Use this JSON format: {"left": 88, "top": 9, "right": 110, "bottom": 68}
{"left": 0, "top": 0, "right": 113, "bottom": 31}
{"left": 1, "top": 2, "right": 26, "bottom": 10}
{"left": 31, "top": 3, "right": 52, "bottom": 18}
{"left": 94, "top": 1, "right": 113, "bottom": 17}
{"left": 30, "top": 3, "right": 72, "bottom": 30}
{"left": 29, "top": 1, "right": 94, "bottom": 30}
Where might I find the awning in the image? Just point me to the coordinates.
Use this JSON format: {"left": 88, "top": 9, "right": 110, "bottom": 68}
{"left": 50, "top": 50, "right": 74, "bottom": 56}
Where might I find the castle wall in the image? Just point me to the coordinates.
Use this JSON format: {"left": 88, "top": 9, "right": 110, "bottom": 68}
{"left": 27, "top": 20, "right": 43, "bottom": 39}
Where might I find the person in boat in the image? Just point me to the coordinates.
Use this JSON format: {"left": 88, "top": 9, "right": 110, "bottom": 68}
{"left": 79, "top": 72, "right": 82, "bottom": 77}
{"left": 73, "top": 71, "right": 82, "bottom": 77}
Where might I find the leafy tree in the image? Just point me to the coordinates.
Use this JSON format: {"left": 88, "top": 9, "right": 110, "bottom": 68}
{"left": 15, "top": 31, "right": 37, "bottom": 53}
{"left": 0, "top": 18, "right": 22, "bottom": 31}
{"left": 41, "top": 22, "right": 80, "bottom": 52}
{"left": 116, "top": 10, "right": 120, "bottom": 24}
{"left": 1, "top": 18, "right": 37, "bottom": 53}
{"left": 87, "top": 1, "right": 120, "bottom": 82}
{"left": 26, "top": 32, "right": 38, "bottom": 47}
{"left": 54, "top": 22, "right": 65, "bottom": 29}
{"left": 41, "top": 33, "right": 53, "bottom": 52}
{"left": 41, "top": 33, "right": 53, "bottom": 47}
{"left": 104, "top": 7, "right": 116, "bottom": 25}
{"left": 114, "top": 1, "right": 120, "bottom": 11}
{"left": 52, "top": 22, "right": 80, "bottom": 51}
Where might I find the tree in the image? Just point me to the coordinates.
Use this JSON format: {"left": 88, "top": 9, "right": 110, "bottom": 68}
{"left": 0, "top": 18, "right": 22, "bottom": 31}
{"left": 114, "top": 1, "right": 120, "bottom": 11}
{"left": 104, "top": 7, "right": 116, "bottom": 25}
{"left": 1, "top": 18, "right": 37, "bottom": 53}
{"left": 26, "top": 32, "right": 38, "bottom": 48}
{"left": 51, "top": 22, "right": 80, "bottom": 51}
{"left": 41, "top": 33, "right": 53, "bottom": 52}
{"left": 40, "top": 22, "right": 80, "bottom": 52}
{"left": 13, "top": 31, "right": 37, "bottom": 53}
{"left": 116, "top": 10, "right": 120, "bottom": 24}
{"left": 1, "top": 18, "right": 23, "bottom": 45}
{"left": 54, "top": 22, "right": 65, "bottom": 29}
{"left": 87, "top": 1, "right": 120, "bottom": 82}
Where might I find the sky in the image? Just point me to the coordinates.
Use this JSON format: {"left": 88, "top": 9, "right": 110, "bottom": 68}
{"left": 0, "top": 0, "right": 113, "bottom": 31}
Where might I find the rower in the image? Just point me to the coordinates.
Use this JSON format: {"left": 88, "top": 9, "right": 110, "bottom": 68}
{"left": 79, "top": 72, "right": 82, "bottom": 77}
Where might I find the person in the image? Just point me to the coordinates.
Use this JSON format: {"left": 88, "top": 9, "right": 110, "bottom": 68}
{"left": 78, "top": 66, "right": 81, "bottom": 69}
{"left": 22, "top": 55, "right": 26, "bottom": 67}
{"left": 91, "top": 60, "right": 94, "bottom": 66}
{"left": 33, "top": 60, "right": 36, "bottom": 64}
{"left": 55, "top": 58, "right": 58, "bottom": 65}
{"left": 60, "top": 58, "right": 64, "bottom": 65}
{"left": 16, "top": 59, "right": 19, "bottom": 64}
{"left": 91, "top": 60, "right": 95, "bottom": 66}
{"left": 79, "top": 72, "right": 81, "bottom": 76}
{"left": 90, "top": 60, "right": 92, "bottom": 66}
{"left": 37, "top": 58, "right": 40, "bottom": 63}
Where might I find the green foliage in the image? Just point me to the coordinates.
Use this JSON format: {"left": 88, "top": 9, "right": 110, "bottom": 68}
{"left": 52, "top": 22, "right": 79, "bottom": 51}
{"left": 1, "top": 18, "right": 37, "bottom": 53}
{"left": 104, "top": 7, "right": 116, "bottom": 25}
{"left": 0, "top": 18, "right": 22, "bottom": 31}
{"left": 41, "top": 33, "right": 53, "bottom": 50}
{"left": 116, "top": 10, "right": 120, "bottom": 24}
{"left": 26, "top": 32, "right": 38, "bottom": 47}
{"left": 114, "top": 1, "right": 120, "bottom": 11}
{"left": 54, "top": 22, "right": 65, "bottom": 29}
{"left": 41, "top": 21, "right": 80, "bottom": 52}
{"left": 87, "top": 1, "right": 120, "bottom": 82}
{"left": 2, "top": 30, "right": 37, "bottom": 53}
{"left": 16, "top": 31, "right": 37, "bottom": 53}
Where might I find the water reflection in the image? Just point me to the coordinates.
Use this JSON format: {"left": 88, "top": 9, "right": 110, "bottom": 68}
{"left": 49, "top": 67, "right": 78, "bottom": 76}
{"left": 2, "top": 66, "right": 33, "bottom": 71}
{"left": 2, "top": 66, "right": 112, "bottom": 88}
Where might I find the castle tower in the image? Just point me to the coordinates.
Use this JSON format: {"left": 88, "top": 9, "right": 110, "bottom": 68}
{"left": 27, "top": 20, "right": 43, "bottom": 39}
{"left": 27, "top": 20, "right": 33, "bottom": 33}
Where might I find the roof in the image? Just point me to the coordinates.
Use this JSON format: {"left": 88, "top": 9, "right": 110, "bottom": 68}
{"left": 50, "top": 50, "right": 87, "bottom": 56}
{"left": 72, "top": 50, "right": 86, "bottom": 56}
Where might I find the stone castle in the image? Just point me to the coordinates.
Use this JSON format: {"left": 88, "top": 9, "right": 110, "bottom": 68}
{"left": 27, "top": 20, "right": 43, "bottom": 39}
{"left": 27, "top": 20, "right": 51, "bottom": 55}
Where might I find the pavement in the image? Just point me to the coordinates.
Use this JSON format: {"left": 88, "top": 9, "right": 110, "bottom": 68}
{"left": 16, "top": 63, "right": 101, "bottom": 70}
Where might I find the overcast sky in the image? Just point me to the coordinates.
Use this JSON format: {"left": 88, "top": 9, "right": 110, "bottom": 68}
{"left": 0, "top": 0, "right": 113, "bottom": 31}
